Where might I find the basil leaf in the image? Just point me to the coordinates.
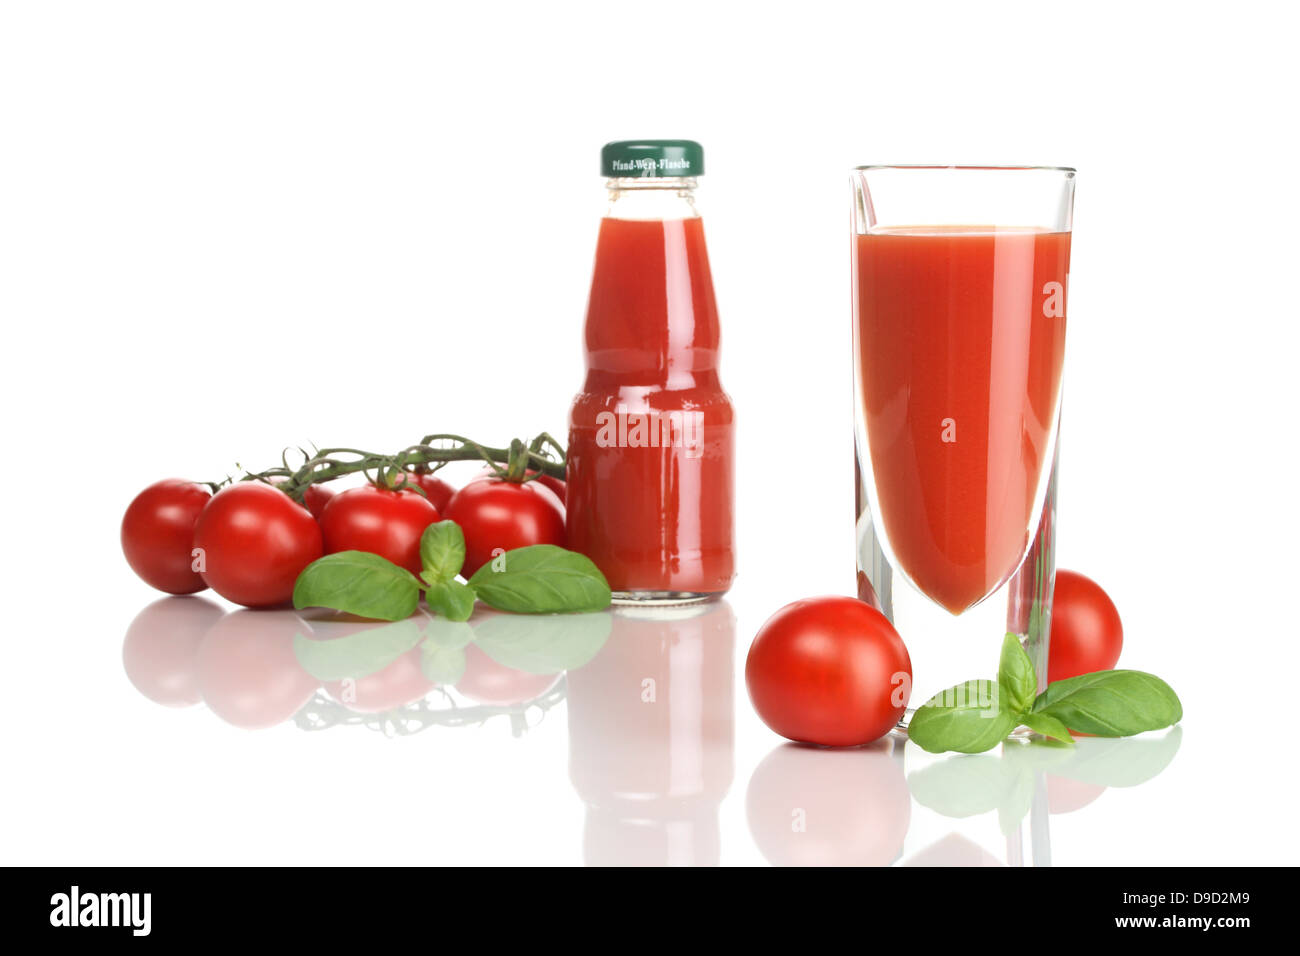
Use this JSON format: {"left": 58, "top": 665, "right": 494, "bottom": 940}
{"left": 1032, "top": 669, "right": 1182, "bottom": 737}
{"left": 1020, "top": 710, "right": 1074, "bottom": 744}
{"left": 292, "top": 616, "right": 424, "bottom": 681}
{"left": 467, "top": 545, "right": 611, "bottom": 614}
{"left": 419, "top": 521, "right": 466, "bottom": 586}
{"left": 997, "top": 632, "right": 1037, "bottom": 716}
{"left": 293, "top": 551, "right": 420, "bottom": 621}
{"left": 908, "top": 680, "right": 1017, "bottom": 754}
{"left": 425, "top": 580, "right": 477, "bottom": 621}
{"left": 473, "top": 610, "right": 611, "bottom": 674}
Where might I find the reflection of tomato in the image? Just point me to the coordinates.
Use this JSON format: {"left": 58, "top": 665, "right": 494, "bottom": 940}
{"left": 1046, "top": 775, "right": 1106, "bottom": 814}
{"left": 746, "top": 739, "right": 910, "bottom": 866}
{"left": 325, "top": 648, "right": 436, "bottom": 712}
{"left": 443, "top": 477, "right": 565, "bottom": 578}
{"left": 122, "top": 596, "right": 225, "bottom": 706}
{"left": 1048, "top": 570, "right": 1123, "bottom": 683}
{"left": 319, "top": 485, "right": 440, "bottom": 575}
{"left": 121, "top": 479, "right": 212, "bottom": 594}
{"left": 455, "top": 644, "right": 558, "bottom": 705}
{"left": 405, "top": 472, "right": 456, "bottom": 512}
{"left": 197, "top": 610, "right": 319, "bottom": 729}
{"left": 193, "top": 483, "right": 323, "bottom": 607}
{"left": 746, "top": 596, "right": 911, "bottom": 747}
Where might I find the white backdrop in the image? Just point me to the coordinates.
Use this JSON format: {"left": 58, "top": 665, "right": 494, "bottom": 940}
{"left": 2, "top": 1, "right": 1296, "bottom": 865}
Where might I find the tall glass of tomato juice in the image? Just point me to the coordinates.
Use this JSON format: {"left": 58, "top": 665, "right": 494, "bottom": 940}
{"left": 851, "top": 166, "right": 1076, "bottom": 721}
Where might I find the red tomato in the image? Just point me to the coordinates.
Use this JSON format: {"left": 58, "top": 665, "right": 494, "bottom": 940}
{"left": 192, "top": 482, "right": 323, "bottom": 607}
{"left": 443, "top": 477, "right": 565, "bottom": 578}
{"left": 270, "top": 476, "right": 335, "bottom": 520}
{"left": 197, "top": 609, "right": 319, "bottom": 729}
{"left": 319, "top": 484, "right": 441, "bottom": 575}
{"left": 121, "top": 595, "right": 225, "bottom": 707}
{"left": 746, "top": 596, "right": 912, "bottom": 747}
{"left": 474, "top": 466, "right": 565, "bottom": 505}
{"left": 1047, "top": 570, "right": 1123, "bottom": 683}
{"left": 404, "top": 472, "right": 456, "bottom": 512}
{"left": 121, "top": 479, "right": 212, "bottom": 594}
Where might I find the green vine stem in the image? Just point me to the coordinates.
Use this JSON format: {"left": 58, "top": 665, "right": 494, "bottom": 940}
{"left": 236, "top": 431, "right": 566, "bottom": 503}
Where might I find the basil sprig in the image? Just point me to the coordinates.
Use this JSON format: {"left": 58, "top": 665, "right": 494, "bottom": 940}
{"left": 908, "top": 633, "right": 1182, "bottom": 754}
{"left": 293, "top": 520, "right": 611, "bottom": 621}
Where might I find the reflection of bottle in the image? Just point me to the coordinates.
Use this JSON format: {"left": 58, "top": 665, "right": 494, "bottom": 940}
{"left": 566, "top": 140, "right": 735, "bottom": 605}
{"left": 566, "top": 602, "right": 735, "bottom": 866}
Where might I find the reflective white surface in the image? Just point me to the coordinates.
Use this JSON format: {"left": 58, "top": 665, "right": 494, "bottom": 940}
{"left": 2, "top": 576, "right": 1271, "bottom": 866}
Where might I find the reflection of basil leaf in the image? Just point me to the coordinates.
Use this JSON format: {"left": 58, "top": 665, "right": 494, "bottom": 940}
{"left": 293, "top": 617, "right": 424, "bottom": 681}
{"left": 997, "top": 632, "right": 1037, "bottom": 716}
{"left": 908, "top": 680, "right": 1016, "bottom": 754}
{"left": 425, "top": 580, "right": 477, "bottom": 621}
{"left": 1020, "top": 711, "right": 1074, "bottom": 744}
{"left": 293, "top": 551, "right": 420, "bottom": 621}
{"left": 419, "top": 521, "right": 466, "bottom": 586}
{"left": 1032, "top": 670, "right": 1182, "bottom": 737}
{"left": 907, "top": 755, "right": 1010, "bottom": 818}
{"left": 997, "top": 771, "right": 1036, "bottom": 836}
{"left": 467, "top": 545, "right": 611, "bottom": 614}
{"left": 472, "top": 611, "right": 611, "bottom": 674}
{"left": 418, "top": 618, "right": 475, "bottom": 685}
{"left": 1043, "top": 726, "right": 1182, "bottom": 788}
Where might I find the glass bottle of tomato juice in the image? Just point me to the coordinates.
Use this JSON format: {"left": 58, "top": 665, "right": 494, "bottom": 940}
{"left": 567, "top": 140, "right": 735, "bottom": 605}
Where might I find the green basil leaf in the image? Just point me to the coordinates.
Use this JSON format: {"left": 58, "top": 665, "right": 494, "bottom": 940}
{"left": 472, "top": 610, "right": 612, "bottom": 674}
{"left": 425, "top": 579, "right": 477, "bottom": 621}
{"left": 1020, "top": 710, "right": 1074, "bottom": 744}
{"left": 997, "top": 632, "right": 1038, "bottom": 716}
{"left": 467, "top": 545, "right": 611, "bottom": 614}
{"left": 1032, "top": 669, "right": 1182, "bottom": 737}
{"left": 419, "top": 521, "right": 466, "bottom": 586}
{"left": 293, "top": 551, "right": 420, "bottom": 621}
{"left": 292, "top": 616, "right": 424, "bottom": 681}
{"left": 908, "top": 679, "right": 1017, "bottom": 754}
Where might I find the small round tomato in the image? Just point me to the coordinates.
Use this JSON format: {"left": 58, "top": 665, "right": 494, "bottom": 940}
{"left": 1047, "top": 570, "right": 1123, "bottom": 683}
{"left": 197, "top": 609, "right": 319, "bottom": 729}
{"left": 121, "top": 479, "right": 212, "bottom": 594}
{"left": 746, "top": 596, "right": 911, "bottom": 747}
{"left": 121, "top": 595, "right": 225, "bottom": 707}
{"left": 473, "top": 466, "right": 565, "bottom": 505}
{"left": 443, "top": 477, "right": 565, "bottom": 578}
{"left": 404, "top": 472, "right": 456, "bottom": 512}
{"left": 319, "top": 484, "right": 441, "bottom": 575}
{"left": 270, "top": 476, "right": 335, "bottom": 519}
{"left": 192, "top": 482, "right": 323, "bottom": 607}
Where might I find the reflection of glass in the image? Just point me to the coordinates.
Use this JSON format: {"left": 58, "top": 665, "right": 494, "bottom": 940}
{"left": 852, "top": 166, "right": 1075, "bottom": 707}
{"left": 566, "top": 602, "right": 735, "bottom": 866}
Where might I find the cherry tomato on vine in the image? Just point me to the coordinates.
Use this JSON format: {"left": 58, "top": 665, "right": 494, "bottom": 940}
{"left": 121, "top": 479, "right": 212, "bottom": 594}
{"left": 746, "top": 596, "right": 912, "bottom": 748}
{"left": 473, "top": 466, "right": 565, "bottom": 505}
{"left": 1047, "top": 570, "right": 1123, "bottom": 683}
{"left": 270, "top": 476, "right": 335, "bottom": 520}
{"left": 192, "top": 482, "right": 323, "bottom": 607}
{"left": 443, "top": 477, "right": 565, "bottom": 578}
{"left": 404, "top": 472, "right": 456, "bottom": 512}
{"left": 318, "top": 484, "right": 441, "bottom": 575}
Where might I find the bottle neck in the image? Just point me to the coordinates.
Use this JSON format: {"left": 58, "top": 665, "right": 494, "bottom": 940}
{"left": 604, "top": 177, "right": 700, "bottom": 220}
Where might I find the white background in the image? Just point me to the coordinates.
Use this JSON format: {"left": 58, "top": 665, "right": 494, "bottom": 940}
{"left": 2, "top": 1, "right": 1297, "bottom": 866}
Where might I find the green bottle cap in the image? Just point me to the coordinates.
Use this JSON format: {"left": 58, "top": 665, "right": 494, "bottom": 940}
{"left": 600, "top": 140, "right": 704, "bottom": 178}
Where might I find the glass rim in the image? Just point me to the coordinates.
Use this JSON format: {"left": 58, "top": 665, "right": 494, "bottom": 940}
{"left": 853, "top": 164, "right": 1076, "bottom": 174}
